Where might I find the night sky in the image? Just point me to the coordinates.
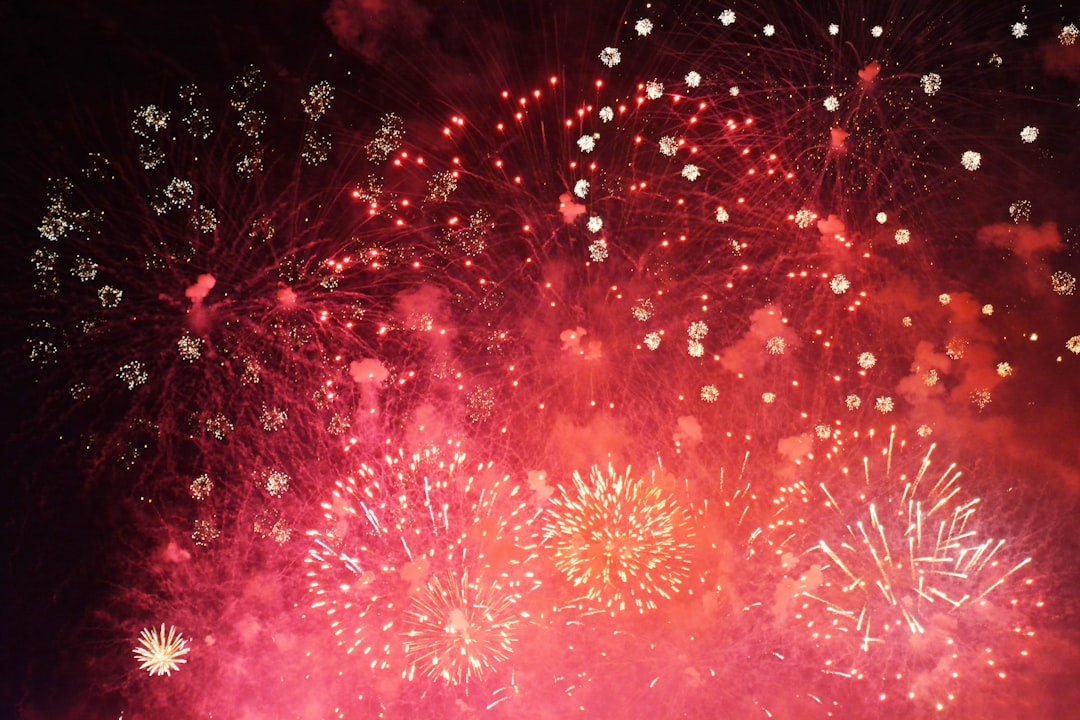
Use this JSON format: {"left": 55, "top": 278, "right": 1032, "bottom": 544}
{"left": 3, "top": 2, "right": 1080, "bottom": 718}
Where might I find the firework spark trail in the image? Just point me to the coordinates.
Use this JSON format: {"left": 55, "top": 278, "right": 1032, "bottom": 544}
{"left": 384, "top": 0, "right": 1063, "bottom": 455}
{"left": 774, "top": 428, "right": 1036, "bottom": 711}
{"left": 543, "top": 464, "right": 695, "bottom": 615}
{"left": 304, "top": 441, "right": 540, "bottom": 685}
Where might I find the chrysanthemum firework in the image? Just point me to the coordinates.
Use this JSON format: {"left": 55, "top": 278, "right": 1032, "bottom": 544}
{"left": 304, "top": 440, "right": 539, "bottom": 684}
{"left": 402, "top": 569, "right": 524, "bottom": 685}
{"left": 543, "top": 464, "right": 695, "bottom": 615}
{"left": 133, "top": 623, "right": 191, "bottom": 677}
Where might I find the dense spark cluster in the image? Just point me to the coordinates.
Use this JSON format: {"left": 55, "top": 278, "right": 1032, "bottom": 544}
{"left": 544, "top": 465, "right": 695, "bottom": 615}
{"left": 132, "top": 624, "right": 191, "bottom": 677}
{"left": 402, "top": 570, "right": 524, "bottom": 685}
{"left": 304, "top": 442, "right": 538, "bottom": 683}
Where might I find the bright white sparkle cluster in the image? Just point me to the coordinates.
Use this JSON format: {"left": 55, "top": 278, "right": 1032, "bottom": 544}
{"left": 658, "top": 136, "right": 679, "bottom": 157}
{"left": 1010, "top": 199, "right": 1032, "bottom": 222}
{"left": 1051, "top": 271, "right": 1076, "bottom": 295}
{"left": 921, "top": 72, "right": 942, "bottom": 95}
{"left": 588, "top": 239, "right": 608, "bottom": 262}
{"left": 599, "top": 47, "right": 621, "bottom": 67}
{"left": 631, "top": 298, "right": 654, "bottom": 321}
{"left": 687, "top": 320, "right": 708, "bottom": 357}
{"left": 177, "top": 334, "right": 204, "bottom": 362}
{"left": 133, "top": 624, "right": 191, "bottom": 677}
{"left": 117, "top": 360, "right": 149, "bottom": 390}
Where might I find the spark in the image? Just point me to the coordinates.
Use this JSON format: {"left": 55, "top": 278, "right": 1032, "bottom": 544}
{"left": 133, "top": 624, "right": 191, "bottom": 677}
{"left": 544, "top": 465, "right": 694, "bottom": 615}
{"left": 781, "top": 430, "right": 1033, "bottom": 707}
{"left": 403, "top": 571, "right": 524, "bottom": 685}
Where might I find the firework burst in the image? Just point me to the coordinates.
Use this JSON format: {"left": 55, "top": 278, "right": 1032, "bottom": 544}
{"left": 402, "top": 569, "right": 524, "bottom": 685}
{"left": 543, "top": 464, "right": 695, "bottom": 615}
{"left": 15, "top": 2, "right": 1076, "bottom": 718}
{"left": 304, "top": 441, "right": 539, "bottom": 685}
{"left": 132, "top": 624, "right": 191, "bottom": 677}
{"left": 773, "top": 428, "right": 1035, "bottom": 711}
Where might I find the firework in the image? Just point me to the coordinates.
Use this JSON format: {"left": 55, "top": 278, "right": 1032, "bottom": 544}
{"left": 30, "top": 72, "right": 373, "bottom": 506}
{"left": 27, "top": 65, "right": 516, "bottom": 562}
{"left": 400, "top": 0, "right": 1064, "bottom": 455}
{"left": 774, "top": 428, "right": 1035, "bottom": 711}
{"left": 17, "top": 2, "right": 1075, "bottom": 718}
{"left": 402, "top": 570, "right": 523, "bottom": 685}
{"left": 133, "top": 624, "right": 191, "bottom": 677}
{"left": 304, "top": 441, "right": 538, "bottom": 684}
{"left": 543, "top": 464, "right": 695, "bottom": 615}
